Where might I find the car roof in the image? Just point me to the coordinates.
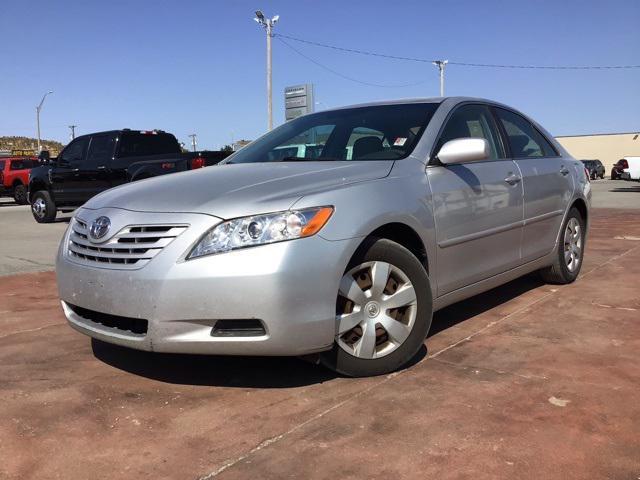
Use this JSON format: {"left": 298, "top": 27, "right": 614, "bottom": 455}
{"left": 322, "top": 96, "right": 510, "bottom": 112}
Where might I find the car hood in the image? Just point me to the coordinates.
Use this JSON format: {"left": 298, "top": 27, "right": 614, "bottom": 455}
{"left": 83, "top": 161, "right": 394, "bottom": 219}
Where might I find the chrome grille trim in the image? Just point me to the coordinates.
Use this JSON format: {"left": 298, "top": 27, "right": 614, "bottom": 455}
{"left": 68, "top": 219, "right": 187, "bottom": 270}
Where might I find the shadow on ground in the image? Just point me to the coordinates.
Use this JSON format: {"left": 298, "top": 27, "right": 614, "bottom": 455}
{"left": 609, "top": 186, "right": 640, "bottom": 193}
{"left": 92, "top": 273, "right": 544, "bottom": 388}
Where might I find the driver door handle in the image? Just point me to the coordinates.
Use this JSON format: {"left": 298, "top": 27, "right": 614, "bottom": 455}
{"left": 560, "top": 166, "right": 570, "bottom": 176}
{"left": 504, "top": 173, "right": 521, "bottom": 185}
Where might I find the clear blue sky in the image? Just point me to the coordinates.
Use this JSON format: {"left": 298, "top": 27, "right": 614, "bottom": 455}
{"left": 1, "top": 0, "right": 638, "bottom": 150}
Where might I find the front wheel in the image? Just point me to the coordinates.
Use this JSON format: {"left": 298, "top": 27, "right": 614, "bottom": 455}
{"left": 31, "top": 190, "right": 57, "bottom": 223}
{"left": 539, "top": 207, "right": 585, "bottom": 284}
{"left": 13, "top": 184, "right": 28, "bottom": 204}
{"left": 320, "top": 239, "right": 433, "bottom": 377}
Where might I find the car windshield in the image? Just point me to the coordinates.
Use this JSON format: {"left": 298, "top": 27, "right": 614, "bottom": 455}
{"left": 226, "top": 103, "right": 439, "bottom": 164}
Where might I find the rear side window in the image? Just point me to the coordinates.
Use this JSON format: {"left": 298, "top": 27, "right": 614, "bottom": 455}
{"left": 0, "top": 161, "right": 5, "bottom": 170}
{"left": 118, "top": 132, "right": 181, "bottom": 158}
{"left": 494, "top": 108, "right": 557, "bottom": 158}
{"left": 87, "top": 134, "right": 116, "bottom": 168}
{"left": 10, "top": 159, "right": 35, "bottom": 170}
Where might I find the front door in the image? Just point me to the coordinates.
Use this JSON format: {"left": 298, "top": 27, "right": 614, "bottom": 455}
{"left": 51, "top": 136, "right": 90, "bottom": 205}
{"left": 493, "top": 107, "right": 573, "bottom": 262}
{"left": 427, "top": 104, "right": 524, "bottom": 296}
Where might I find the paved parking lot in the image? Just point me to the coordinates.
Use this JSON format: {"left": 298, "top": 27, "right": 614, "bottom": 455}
{"left": 1, "top": 182, "right": 639, "bottom": 479}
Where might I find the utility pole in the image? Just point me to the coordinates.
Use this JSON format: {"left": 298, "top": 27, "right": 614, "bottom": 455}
{"left": 68, "top": 125, "right": 77, "bottom": 140}
{"left": 188, "top": 133, "right": 197, "bottom": 152}
{"left": 36, "top": 91, "right": 53, "bottom": 152}
{"left": 254, "top": 10, "right": 279, "bottom": 131}
{"left": 432, "top": 60, "right": 448, "bottom": 97}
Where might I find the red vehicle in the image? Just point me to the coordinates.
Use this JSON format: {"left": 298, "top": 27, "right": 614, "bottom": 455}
{"left": 0, "top": 156, "right": 38, "bottom": 204}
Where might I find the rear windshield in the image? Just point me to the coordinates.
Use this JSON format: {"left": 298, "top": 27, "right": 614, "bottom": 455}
{"left": 117, "top": 132, "right": 181, "bottom": 158}
{"left": 226, "top": 103, "right": 439, "bottom": 164}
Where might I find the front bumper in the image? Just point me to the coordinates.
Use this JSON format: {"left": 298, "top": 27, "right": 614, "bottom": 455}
{"left": 57, "top": 207, "right": 358, "bottom": 356}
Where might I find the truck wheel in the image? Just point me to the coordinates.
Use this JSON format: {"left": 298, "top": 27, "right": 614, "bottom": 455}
{"left": 539, "top": 207, "right": 585, "bottom": 284}
{"left": 320, "top": 238, "right": 433, "bottom": 377}
{"left": 31, "top": 191, "right": 57, "bottom": 223}
{"left": 13, "top": 184, "right": 28, "bottom": 204}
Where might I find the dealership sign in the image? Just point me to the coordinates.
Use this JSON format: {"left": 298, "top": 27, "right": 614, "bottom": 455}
{"left": 284, "top": 84, "right": 314, "bottom": 121}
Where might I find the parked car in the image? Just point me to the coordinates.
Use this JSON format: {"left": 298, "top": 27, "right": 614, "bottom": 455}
{"left": 611, "top": 156, "right": 640, "bottom": 181}
{"left": 611, "top": 158, "right": 627, "bottom": 180}
{"left": 28, "top": 129, "right": 231, "bottom": 223}
{"left": 580, "top": 159, "right": 605, "bottom": 180}
{"left": 56, "top": 97, "right": 590, "bottom": 377}
{"left": 0, "top": 156, "right": 39, "bottom": 204}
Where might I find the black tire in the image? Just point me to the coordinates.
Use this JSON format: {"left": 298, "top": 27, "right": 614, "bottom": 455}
{"left": 31, "top": 190, "right": 57, "bottom": 223}
{"left": 13, "top": 184, "right": 28, "bottom": 204}
{"left": 320, "top": 238, "right": 433, "bottom": 377}
{"left": 539, "top": 207, "right": 585, "bottom": 284}
{"left": 600, "top": 174, "right": 604, "bottom": 180}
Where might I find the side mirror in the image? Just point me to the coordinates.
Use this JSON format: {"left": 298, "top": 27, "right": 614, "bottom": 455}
{"left": 38, "top": 150, "right": 51, "bottom": 163}
{"left": 437, "top": 138, "right": 490, "bottom": 165}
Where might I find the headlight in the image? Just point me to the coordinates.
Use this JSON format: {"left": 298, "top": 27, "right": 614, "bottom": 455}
{"left": 188, "top": 206, "right": 333, "bottom": 259}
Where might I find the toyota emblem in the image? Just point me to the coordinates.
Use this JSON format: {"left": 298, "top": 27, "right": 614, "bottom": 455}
{"left": 89, "top": 216, "right": 111, "bottom": 240}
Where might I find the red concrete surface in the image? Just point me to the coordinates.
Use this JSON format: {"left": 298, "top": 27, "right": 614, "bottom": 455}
{"left": 1, "top": 209, "right": 639, "bottom": 480}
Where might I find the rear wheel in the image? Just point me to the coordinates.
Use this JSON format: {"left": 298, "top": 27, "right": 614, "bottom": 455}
{"left": 539, "top": 207, "right": 585, "bottom": 284}
{"left": 13, "top": 184, "right": 28, "bottom": 204}
{"left": 31, "top": 190, "right": 57, "bottom": 223}
{"left": 320, "top": 238, "right": 432, "bottom": 377}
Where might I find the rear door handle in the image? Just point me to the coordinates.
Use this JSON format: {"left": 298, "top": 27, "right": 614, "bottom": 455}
{"left": 504, "top": 173, "right": 521, "bottom": 185}
{"left": 560, "top": 166, "right": 570, "bottom": 176}
{"left": 97, "top": 165, "right": 106, "bottom": 170}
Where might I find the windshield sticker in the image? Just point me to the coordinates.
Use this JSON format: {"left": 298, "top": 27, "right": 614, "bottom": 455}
{"left": 394, "top": 137, "right": 407, "bottom": 147}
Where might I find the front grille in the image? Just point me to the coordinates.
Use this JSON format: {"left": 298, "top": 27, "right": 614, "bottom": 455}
{"left": 67, "top": 303, "right": 148, "bottom": 336}
{"left": 68, "top": 218, "right": 187, "bottom": 270}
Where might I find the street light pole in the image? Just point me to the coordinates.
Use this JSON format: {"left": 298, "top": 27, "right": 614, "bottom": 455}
{"left": 432, "top": 60, "right": 448, "bottom": 97}
{"left": 254, "top": 10, "right": 279, "bottom": 131}
{"left": 36, "top": 91, "right": 53, "bottom": 152}
{"left": 68, "top": 125, "right": 77, "bottom": 140}
{"left": 188, "top": 133, "right": 197, "bottom": 152}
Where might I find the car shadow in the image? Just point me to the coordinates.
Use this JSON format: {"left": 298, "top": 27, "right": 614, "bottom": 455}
{"left": 91, "top": 274, "right": 543, "bottom": 388}
{"left": 429, "top": 272, "right": 544, "bottom": 337}
{"left": 609, "top": 186, "right": 640, "bottom": 193}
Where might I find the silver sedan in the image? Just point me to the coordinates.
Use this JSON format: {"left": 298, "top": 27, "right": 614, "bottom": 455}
{"left": 56, "top": 97, "right": 590, "bottom": 377}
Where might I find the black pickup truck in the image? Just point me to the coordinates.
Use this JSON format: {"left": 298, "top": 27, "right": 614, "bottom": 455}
{"left": 28, "top": 129, "right": 231, "bottom": 223}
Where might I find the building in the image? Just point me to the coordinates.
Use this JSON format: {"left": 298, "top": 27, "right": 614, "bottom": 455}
{"left": 232, "top": 139, "right": 252, "bottom": 151}
{"left": 555, "top": 132, "right": 640, "bottom": 175}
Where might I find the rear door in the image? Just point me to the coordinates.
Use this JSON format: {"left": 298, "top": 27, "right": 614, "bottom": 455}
{"left": 79, "top": 133, "right": 117, "bottom": 201}
{"left": 493, "top": 107, "right": 573, "bottom": 262}
{"left": 428, "top": 103, "right": 524, "bottom": 295}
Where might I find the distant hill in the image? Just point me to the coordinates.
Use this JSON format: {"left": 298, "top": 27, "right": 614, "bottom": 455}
{"left": 0, "top": 136, "right": 65, "bottom": 156}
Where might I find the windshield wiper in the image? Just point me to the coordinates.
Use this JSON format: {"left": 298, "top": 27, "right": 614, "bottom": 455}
{"left": 278, "top": 156, "right": 341, "bottom": 162}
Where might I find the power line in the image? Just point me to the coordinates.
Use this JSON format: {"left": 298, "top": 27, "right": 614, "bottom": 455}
{"left": 275, "top": 33, "right": 640, "bottom": 70}
{"left": 276, "top": 37, "right": 430, "bottom": 88}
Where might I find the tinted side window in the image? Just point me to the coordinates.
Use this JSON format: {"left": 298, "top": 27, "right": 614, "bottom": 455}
{"left": 59, "top": 138, "right": 89, "bottom": 165}
{"left": 494, "top": 108, "right": 557, "bottom": 158}
{"left": 86, "top": 134, "right": 116, "bottom": 168}
{"left": 118, "top": 133, "right": 181, "bottom": 158}
{"left": 436, "top": 104, "right": 505, "bottom": 160}
{"left": 0, "top": 161, "right": 5, "bottom": 171}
